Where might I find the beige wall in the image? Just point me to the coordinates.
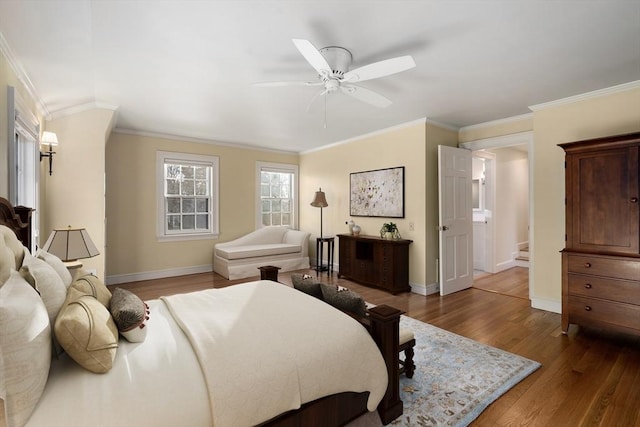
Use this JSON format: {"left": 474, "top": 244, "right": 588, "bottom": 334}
{"left": 458, "top": 116, "right": 533, "bottom": 143}
{"left": 43, "top": 108, "right": 116, "bottom": 280}
{"left": 531, "top": 87, "right": 640, "bottom": 306}
{"left": 105, "top": 132, "right": 298, "bottom": 279}
{"left": 299, "top": 121, "right": 457, "bottom": 290}
{"left": 491, "top": 147, "right": 529, "bottom": 267}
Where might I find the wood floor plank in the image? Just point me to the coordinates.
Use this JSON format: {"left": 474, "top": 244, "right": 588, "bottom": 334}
{"left": 115, "top": 268, "right": 640, "bottom": 426}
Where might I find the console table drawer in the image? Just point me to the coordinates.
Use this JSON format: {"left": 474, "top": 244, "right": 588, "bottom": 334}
{"left": 566, "top": 254, "right": 640, "bottom": 281}
{"left": 568, "top": 274, "right": 640, "bottom": 305}
{"left": 568, "top": 295, "right": 640, "bottom": 331}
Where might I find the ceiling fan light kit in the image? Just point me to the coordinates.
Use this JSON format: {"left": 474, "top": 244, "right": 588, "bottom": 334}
{"left": 254, "top": 38, "right": 416, "bottom": 117}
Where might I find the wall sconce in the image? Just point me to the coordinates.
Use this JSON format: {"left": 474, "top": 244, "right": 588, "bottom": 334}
{"left": 39, "top": 131, "right": 59, "bottom": 176}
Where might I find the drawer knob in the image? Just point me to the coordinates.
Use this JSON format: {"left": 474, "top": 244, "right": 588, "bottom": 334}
{"left": 631, "top": 197, "right": 638, "bottom": 203}
{"left": 584, "top": 262, "right": 591, "bottom": 268}
{"left": 584, "top": 283, "right": 592, "bottom": 289}
{"left": 584, "top": 306, "right": 592, "bottom": 311}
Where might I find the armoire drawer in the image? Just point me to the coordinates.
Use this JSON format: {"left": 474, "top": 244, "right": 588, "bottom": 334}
{"left": 568, "top": 295, "right": 640, "bottom": 331}
{"left": 566, "top": 254, "right": 640, "bottom": 281}
{"left": 568, "top": 274, "right": 640, "bottom": 305}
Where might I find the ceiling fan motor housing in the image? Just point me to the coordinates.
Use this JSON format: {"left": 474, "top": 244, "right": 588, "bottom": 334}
{"left": 319, "top": 46, "right": 353, "bottom": 78}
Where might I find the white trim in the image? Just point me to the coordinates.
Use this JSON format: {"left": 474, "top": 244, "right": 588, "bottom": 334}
{"left": 156, "top": 151, "right": 220, "bottom": 241}
{"left": 0, "top": 31, "right": 49, "bottom": 118}
{"left": 410, "top": 282, "right": 438, "bottom": 296}
{"left": 459, "top": 131, "right": 534, "bottom": 151}
{"left": 106, "top": 264, "right": 213, "bottom": 285}
{"left": 301, "top": 117, "right": 430, "bottom": 154}
{"left": 459, "top": 113, "right": 533, "bottom": 133}
{"left": 255, "top": 161, "right": 299, "bottom": 230}
{"left": 531, "top": 297, "right": 561, "bottom": 314}
{"left": 114, "top": 127, "right": 298, "bottom": 155}
{"left": 48, "top": 101, "right": 119, "bottom": 120}
{"left": 529, "top": 80, "right": 640, "bottom": 111}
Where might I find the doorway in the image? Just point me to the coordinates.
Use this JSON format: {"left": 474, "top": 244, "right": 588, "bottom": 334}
{"left": 460, "top": 132, "right": 532, "bottom": 300}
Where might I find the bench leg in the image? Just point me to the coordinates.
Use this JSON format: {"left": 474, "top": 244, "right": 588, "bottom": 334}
{"left": 403, "top": 344, "right": 415, "bottom": 379}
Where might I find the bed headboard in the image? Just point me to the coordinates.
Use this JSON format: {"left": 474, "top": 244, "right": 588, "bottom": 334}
{"left": 0, "top": 197, "right": 33, "bottom": 251}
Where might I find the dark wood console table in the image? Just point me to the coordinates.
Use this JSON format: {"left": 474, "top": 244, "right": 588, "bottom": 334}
{"left": 337, "top": 234, "right": 412, "bottom": 294}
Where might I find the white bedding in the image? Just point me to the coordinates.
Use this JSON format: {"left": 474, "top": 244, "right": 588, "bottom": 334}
{"left": 162, "top": 280, "right": 388, "bottom": 427}
{"left": 25, "top": 280, "right": 387, "bottom": 427}
{"left": 26, "top": 299, "right": 212, "bottom": 427}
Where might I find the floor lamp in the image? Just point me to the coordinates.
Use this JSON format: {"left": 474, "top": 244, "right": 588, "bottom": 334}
{"left": 310, "top": 187, "right": 328, "bottom": 238}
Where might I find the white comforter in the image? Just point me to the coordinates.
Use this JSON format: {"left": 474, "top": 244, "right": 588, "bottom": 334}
{"left": 162, "top": 280, "right": 388, "bottom": 427}
{"left": 26, "top": 280, "right": 387, "bottom": 427}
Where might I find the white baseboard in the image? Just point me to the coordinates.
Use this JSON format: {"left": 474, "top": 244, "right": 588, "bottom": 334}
{"left": 531, "top": 297, "right": 562, "bottom": 314}
{"left": 410, "top": 282, "right": 438, "bottom": 296}
{"left": 106, "top": 264, "right": 213, "bottom": 286}
{"left": 495, "top": 259, "right": 516, "bottom": 272}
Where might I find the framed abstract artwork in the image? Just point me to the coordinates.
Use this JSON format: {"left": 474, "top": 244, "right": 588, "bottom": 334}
{"left": 350, "top": 166, "right": 405, "bottom": 218}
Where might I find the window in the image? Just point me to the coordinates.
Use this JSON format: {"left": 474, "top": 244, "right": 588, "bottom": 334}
{"left": 157, "top": 151, "right": 219, "bottom": 241}
{"left": 256, "top": 162, "right": 298, "bottom": 229}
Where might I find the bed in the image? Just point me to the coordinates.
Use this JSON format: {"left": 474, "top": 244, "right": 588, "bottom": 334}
{"left": 0, "top": 197, "right": 403, "bottom": 427}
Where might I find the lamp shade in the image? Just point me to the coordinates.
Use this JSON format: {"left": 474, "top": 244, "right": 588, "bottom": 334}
{"left": 41, "top": 131, "right": 59, "bottom": 146}
{"left": 42, "top": 227, "right": 99, "bottom": 262}
{"left": 310, "top": 188, "right": 328, "bottom": 208}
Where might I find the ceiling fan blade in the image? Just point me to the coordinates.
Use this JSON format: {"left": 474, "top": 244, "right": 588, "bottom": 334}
{"left": 342, "top": 55, "right": 416, "bottom": 83}
{"left": 341, "top": 84, "right": 392, "bottom": 108}
{"left": 252, "top": 81, "right": 322, "bottom": 87}
{"left": 292, "top": 39, "right": 332, "bottom": 77}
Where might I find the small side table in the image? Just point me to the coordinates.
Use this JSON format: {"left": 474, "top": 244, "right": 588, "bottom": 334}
{"left": 316, "top": 237, "right": 335, "bottom": 274}
{"left": 258, "top": 265, "right": 281, "bottom": 281}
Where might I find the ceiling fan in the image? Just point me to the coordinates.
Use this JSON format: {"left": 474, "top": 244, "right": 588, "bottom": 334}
{"left": 254, "top": 39, "right": 416, "bottom": 110}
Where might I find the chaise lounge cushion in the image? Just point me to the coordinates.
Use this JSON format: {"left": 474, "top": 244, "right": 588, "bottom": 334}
{"left": 216, "top": 243, "right": 301, "bottom": 260}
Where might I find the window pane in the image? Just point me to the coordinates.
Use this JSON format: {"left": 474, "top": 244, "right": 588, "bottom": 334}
{"left": 272, "top": 200, "right": 281, "bottom": 212}
{"left": 196, "top": 198, "right": 209, "bottom": 213}
{"left": 167, "top": 215, "right": 181, "bottom": 230}
{"left": 182, "top": 214, "right": 195, "bottom": 230}
{"left": 167, "top": 197, "right": 180, "bottom": 213}
{"left": 272, "top": 213, "right": 281, "bottom": 225}
{"left": 271, "top": 185, "right": 280, "bottom": 198}
{"left": 195, "top": 180, "right": 208, "bottom": 196}
{"left": 181, "top": 180, "right": 194, "bottom": 195}
{"left": 166, "top": 179, "right": 180, "bottom": 195}
{"left": 261, "top": 200, "right": 270, "bottom": 213}
{"left": 166, "top": 164, "right": 181, "bottom": 179}
{"left": 195, "top": 167, "right": 207, "bottom": 179}
{"left": 261, "top": 184, "right": 270, "bottom": 197}
{"left": 282, "top": 199, "right": 290, "bottom": 212}
{"left": 182, "top": 166, "right": 194, "bottom": 179}
{"left": 282, "top": 213, "right": 291, "bottom": 226}
{"left": 262, "top": 214, "right": 271, "bottom": 226}
{"left": 182, "top": 198, "right": 195, "bottom": 213}
{"left": 196, "top": 214, "right": 208, "bottom": 229}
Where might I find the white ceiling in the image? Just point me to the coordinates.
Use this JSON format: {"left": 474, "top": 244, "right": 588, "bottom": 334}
{"left": 0, "top": 1, "right": 638, "bottom": 153}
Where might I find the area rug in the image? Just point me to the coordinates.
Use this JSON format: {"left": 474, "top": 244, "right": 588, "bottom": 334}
{"left": 348, "top": 315, "right": 541, "bottom": 427}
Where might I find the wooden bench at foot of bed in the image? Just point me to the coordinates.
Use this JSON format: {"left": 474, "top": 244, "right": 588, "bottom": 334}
{"left": 262, "top": 304, "right": 404, "bottom": 426}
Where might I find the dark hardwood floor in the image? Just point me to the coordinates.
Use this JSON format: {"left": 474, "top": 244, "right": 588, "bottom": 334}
{"left": 473, "top": 266, "right": 529, "bottom": 300}
{"left": 117, "top": 268, "right": 640, "bottom": 427}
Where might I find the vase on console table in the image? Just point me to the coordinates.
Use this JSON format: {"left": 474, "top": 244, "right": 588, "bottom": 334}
{"left": 352, "top": 224, "right": 361, "bottom": 236}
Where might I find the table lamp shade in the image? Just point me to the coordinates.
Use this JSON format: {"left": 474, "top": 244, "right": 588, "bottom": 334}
{"left": 42, "top": 228, "right": 99, "bottom": 262}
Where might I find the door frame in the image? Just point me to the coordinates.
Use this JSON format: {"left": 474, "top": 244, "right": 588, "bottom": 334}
{"left": 460, "top": 131, "right": 534, "bottom": 300}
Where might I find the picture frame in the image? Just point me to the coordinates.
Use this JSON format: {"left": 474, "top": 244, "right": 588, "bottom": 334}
{"left": 350, "top": 166, "right": 405, "bottom": 218}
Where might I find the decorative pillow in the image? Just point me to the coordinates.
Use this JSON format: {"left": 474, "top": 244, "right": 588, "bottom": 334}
{"left": 37, "top": 250, "right": 73, "bottom": 288}
{"left": 291, "top": 273, "right": 324, "bottom": 300}
{"left": 320, "top": 283, "right": 367, "bottom": 317}
{"left": 109, "top": 288, "right": 150, "bottom": 343}
{"left": 20, "top": 250, "right": 67, "bottom": 327}
{"left": 0, "top": 271, "right": 51, "bottom": 427}
{"left": 71, "top": 273, "right": 112, "bottom": 308}
{"left": 0, "top": 225, "right": 25, "bottom": 271}
{"left": 54, "top": 287, "right": 118, "bottom": 374}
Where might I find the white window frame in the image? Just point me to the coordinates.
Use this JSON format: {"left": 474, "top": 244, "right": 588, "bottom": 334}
{"left": 156, "top": 151, "right": 219, "bottom": 241}
{"left": 256, "top": 161, "right": 299, "bottom": 230}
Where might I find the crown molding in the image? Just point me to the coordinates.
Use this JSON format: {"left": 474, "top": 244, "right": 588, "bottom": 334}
{"left": 48, "top": 101, "right": 119, "bottom": 120}
{"left": 459, "top": 112, "right": 533, "bottom": 133}
{"left": 112, "top": 127, "right": 299, "bottom": 155}
{"left": 0, "top": 31, "right": 50, "bottom": 119}
{"left": 529, "top": 80, "right": 640, "bottom": 111}
{"left": 301, "top": 117, "right": 455, "bottom": 154}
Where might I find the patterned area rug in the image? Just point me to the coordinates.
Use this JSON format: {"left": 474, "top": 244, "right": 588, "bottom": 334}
{"left": 348, "top": 316, "right": 541, "bottom": 427}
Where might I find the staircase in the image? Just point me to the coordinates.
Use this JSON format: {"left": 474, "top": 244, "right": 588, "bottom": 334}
{"left": 515, "top": 245, "right": 529, "bottom": 267}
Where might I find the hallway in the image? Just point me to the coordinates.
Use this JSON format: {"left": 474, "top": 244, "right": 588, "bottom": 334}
{"left": 473, "top": 266, "right": 529, "bottom": 299}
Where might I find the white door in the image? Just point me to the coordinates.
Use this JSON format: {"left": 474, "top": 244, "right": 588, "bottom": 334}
{"left": 438, "top": 145, "right": 473, "bottom": 295}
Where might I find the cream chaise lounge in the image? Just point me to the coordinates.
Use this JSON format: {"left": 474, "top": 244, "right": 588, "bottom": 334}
{"left": 213, "top": 226, "right": 311, "bottom": 280}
